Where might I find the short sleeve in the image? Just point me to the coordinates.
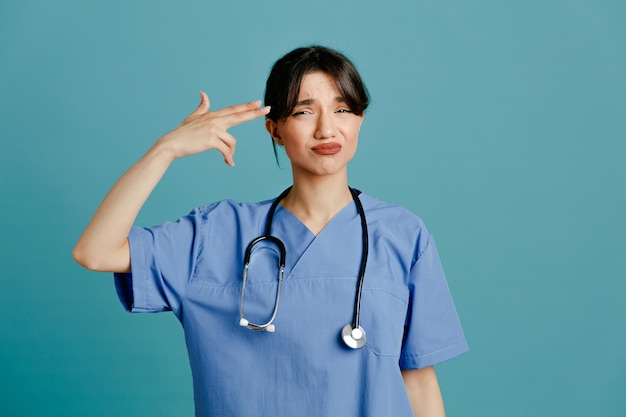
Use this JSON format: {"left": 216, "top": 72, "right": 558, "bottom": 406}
{"left": 113, "top": 209, "right": 202, "bottom": 314}
{"left": 399, "top": 234, "right": 468, "bottom": 369}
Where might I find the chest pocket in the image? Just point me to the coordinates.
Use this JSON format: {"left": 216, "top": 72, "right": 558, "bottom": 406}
{"left": 359, "top": 280, "right": 409, "bottom": 357}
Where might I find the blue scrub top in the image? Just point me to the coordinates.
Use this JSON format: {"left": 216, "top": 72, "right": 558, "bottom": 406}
{"left": 114, "top": 193, "right": 468, "bottom": 417}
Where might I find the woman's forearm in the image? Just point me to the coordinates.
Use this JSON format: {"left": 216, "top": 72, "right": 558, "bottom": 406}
{"left": 72, "top": 143, "right": 175, "bottom": 272}
{"left": 402, "top": 367, "right": 446, "bottom": 417}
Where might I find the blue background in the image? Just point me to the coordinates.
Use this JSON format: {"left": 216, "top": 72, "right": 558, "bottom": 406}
{"left": 1, "top": 1, "right": 625, "bottom": 415}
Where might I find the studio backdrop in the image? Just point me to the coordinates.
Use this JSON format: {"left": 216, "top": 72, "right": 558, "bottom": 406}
{"left": 1, "top": 1, "right": 624, "bottom": 416}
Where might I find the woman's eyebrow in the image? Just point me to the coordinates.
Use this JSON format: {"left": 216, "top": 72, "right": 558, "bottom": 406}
{"left": 295, "top": 97, "right": 346, "bottom": 106}
{"left": 295, "top": 99, "right": 316, "bottom": 106}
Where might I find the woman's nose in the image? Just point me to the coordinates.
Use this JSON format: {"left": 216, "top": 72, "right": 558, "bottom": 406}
{"left": 314, "top": 111, "right": 337, "bottom": 139}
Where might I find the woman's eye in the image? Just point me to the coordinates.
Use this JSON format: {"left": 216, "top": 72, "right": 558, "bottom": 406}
{"left": 291, "top": 110, "right": 311, "bottom": 117}
{"left": 337, "top": 109, "right": 352, "bottom": 114}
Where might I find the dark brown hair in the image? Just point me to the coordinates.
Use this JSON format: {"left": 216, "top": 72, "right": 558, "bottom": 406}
{"left": 264, "top": 46, "right": 369, "bottom": 122}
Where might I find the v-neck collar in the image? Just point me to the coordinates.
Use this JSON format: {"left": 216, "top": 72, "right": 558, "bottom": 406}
{"left": 270, "top": 198, "right": 365, "bottom": 280}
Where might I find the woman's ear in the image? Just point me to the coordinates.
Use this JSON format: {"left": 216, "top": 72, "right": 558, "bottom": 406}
{"left": 265, "top": 119, "right": 284, "bottom": 146}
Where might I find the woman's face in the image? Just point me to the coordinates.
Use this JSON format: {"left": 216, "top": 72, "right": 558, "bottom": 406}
{"left": 266, "top": 71, "right": 363, "bottom": 179}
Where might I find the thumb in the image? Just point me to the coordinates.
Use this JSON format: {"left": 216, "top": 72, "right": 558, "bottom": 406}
{"left": 190, "top": 91, "right": 211, "bottom": 115}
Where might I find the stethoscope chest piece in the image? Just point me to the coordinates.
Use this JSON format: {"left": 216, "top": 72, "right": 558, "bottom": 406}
{"left": 341, "top": 323, "right": 367, "bottom": 349}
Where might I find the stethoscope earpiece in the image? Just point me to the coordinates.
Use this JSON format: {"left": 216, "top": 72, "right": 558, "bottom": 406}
{"left": 239, "top": 317, "right": 276, "bottom": 333}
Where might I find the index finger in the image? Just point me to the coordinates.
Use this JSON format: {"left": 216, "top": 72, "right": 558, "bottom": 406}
{"left": 217, "top": 105, "right": 271, "bottom": 129}
{"left": 211, "top": 100, "right": 263, "bottom": 118}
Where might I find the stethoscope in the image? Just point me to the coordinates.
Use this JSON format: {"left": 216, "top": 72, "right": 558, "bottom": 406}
{"left": 239, "top": 186, "right": 369, "bottom": 349}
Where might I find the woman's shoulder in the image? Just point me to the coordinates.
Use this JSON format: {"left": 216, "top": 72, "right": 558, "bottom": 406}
{"left": 191, "top": 197, "right": 274, "bottom": 220}
{"left": 358, "top": 191, "right": 433, "bottom": 255}
{"left": 359, "top": 192, "right": 428, "bottom": 229}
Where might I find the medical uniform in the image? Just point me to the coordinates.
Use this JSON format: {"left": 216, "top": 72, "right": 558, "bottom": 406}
{"left": 114, "top": 192, "right": 468, "bottom": 417}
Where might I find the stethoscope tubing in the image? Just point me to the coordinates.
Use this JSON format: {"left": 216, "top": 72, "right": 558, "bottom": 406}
{"left": 349, "top": 187, "right": 369, "bottom": 331}
{"left": 239, "top": 189, "right": 290, "bottom": 332}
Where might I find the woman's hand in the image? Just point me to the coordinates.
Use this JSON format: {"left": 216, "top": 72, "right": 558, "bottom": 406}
{"left": 155, "top": 92, "right": 270, "bottom": 166}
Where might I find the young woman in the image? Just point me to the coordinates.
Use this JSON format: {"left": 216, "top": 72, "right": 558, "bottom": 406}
{"left": 73, "top": 46, "right": 468, "bottom": 417}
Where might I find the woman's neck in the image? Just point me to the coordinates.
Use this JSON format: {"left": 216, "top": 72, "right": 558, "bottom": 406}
{"left": 281, "top": 174, "right": 353, "bottom": 236}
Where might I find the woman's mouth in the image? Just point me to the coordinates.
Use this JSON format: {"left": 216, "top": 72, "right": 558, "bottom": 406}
{"left": 311, "top": 143, "right": 342, "bottom": 155}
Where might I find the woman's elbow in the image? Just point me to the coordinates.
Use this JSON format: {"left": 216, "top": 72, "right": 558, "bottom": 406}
{"left": 72, "top": 240, "right": 131, "bottom": 273}
{"left": 72, "top": 242, "right": 97, "bottom": 270}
